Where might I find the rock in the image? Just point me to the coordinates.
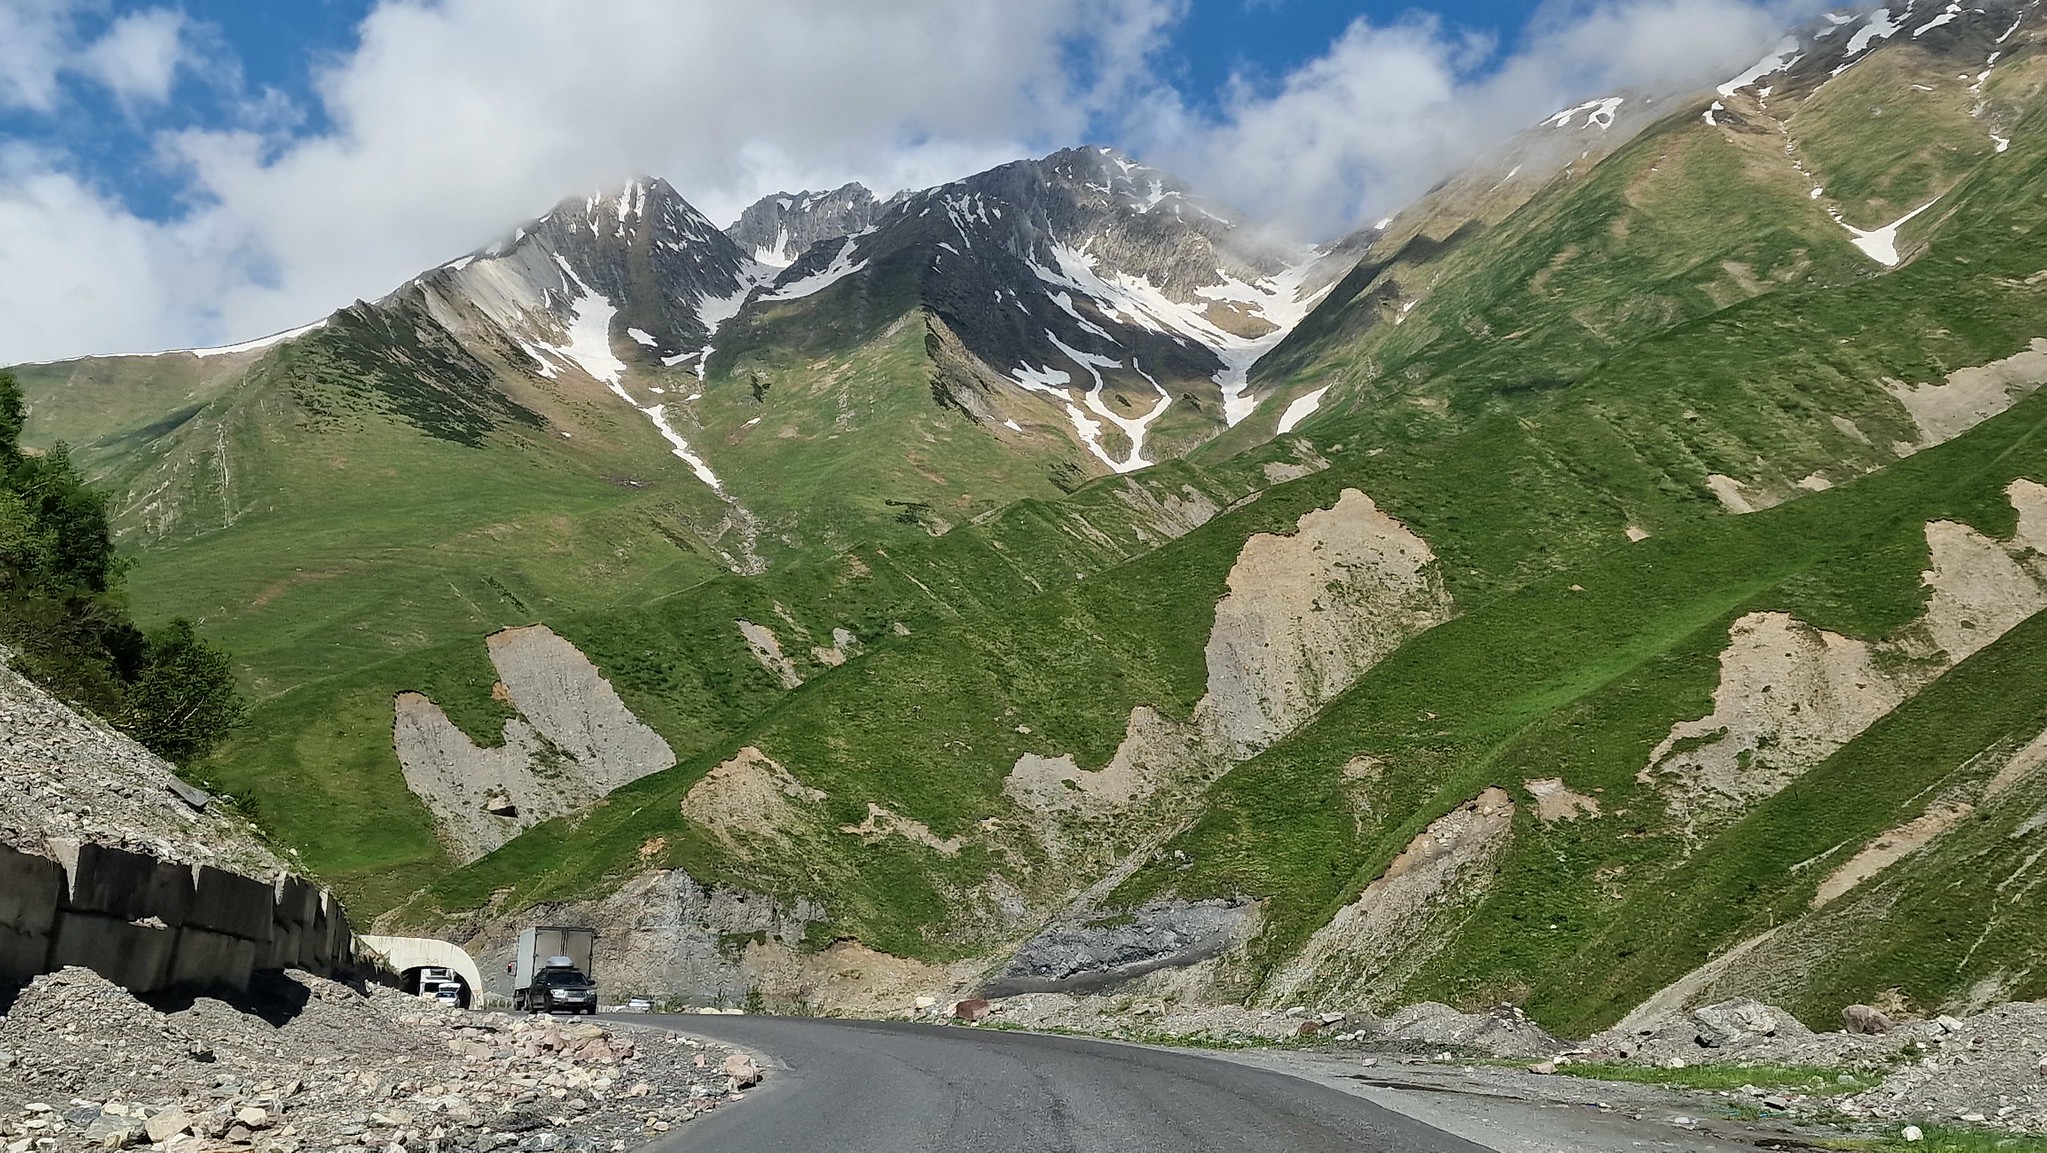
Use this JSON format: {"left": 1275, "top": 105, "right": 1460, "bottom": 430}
{"left": 447, "top": 1040, "right": 492, "bottom": 1061}
{"left": 913, "top": 996, "right": 936, "bottom": 1011}
{"left": 1528, "top": 1061, "right": 1556, "bottom": 1075}
{"left": 1841, "top": 1005, "right": 1894, "bottom": 1035}
{"left": 236, "top": 1108, "right": 272, "bottom": 1130}
{"left": 146, "top": 1111, "right": 193, "bottom": 1143}
{"left": 720, "top": 1055, "right": 762, "bottom": 1089}
{"left": 952, "top": 998, "right": 992, "bottom": 1023}
{"left": 225, "top": 1124, "right": 256, "bottom": 1144}
{"left": 1902, "top": 1126, "right": 1923, "bottom": 1142}
{"left": 1935, "top": 1015, "right": 1965, "bottom": 1034}
{"left": 1294, "top": 1019, "right": 1321, "bottom": 1037}
{"left": 81, "top": 1117, "right": 143, "bottom": 1150}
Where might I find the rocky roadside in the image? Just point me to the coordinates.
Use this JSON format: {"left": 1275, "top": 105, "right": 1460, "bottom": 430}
{"left": 0, "top": 968, "right": 766, "bottom": 1153}
{"left": 947, "top": 990, "right": 2047, "bottom": 1142}
{"left": 0, "top": 651, "right": 280, "bottom": 876}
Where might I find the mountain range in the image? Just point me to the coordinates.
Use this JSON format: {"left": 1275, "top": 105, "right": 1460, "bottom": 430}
{"left": 14, "top": 0, "right": 2047, "bottom": 1032}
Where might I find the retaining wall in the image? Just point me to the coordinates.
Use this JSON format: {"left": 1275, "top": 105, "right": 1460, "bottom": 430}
{"left": 0, "top": 839, "right": 357, "bottom": 995}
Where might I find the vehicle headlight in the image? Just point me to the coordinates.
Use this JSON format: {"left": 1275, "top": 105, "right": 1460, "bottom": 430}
{"left": 550, "top": 988, "right": 567, "bottom": 998}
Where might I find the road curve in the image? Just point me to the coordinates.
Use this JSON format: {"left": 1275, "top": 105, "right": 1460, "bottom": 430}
{"left": 640, "top": 1014, "right": 1492, "bottom": 1153}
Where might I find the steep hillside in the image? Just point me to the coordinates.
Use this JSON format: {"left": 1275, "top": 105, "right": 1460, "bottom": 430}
{"left": 370, "top": 2, "right": 2047, "bottom": 1032}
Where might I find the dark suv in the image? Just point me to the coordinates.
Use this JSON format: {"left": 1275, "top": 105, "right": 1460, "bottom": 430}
{"left": 525, "top": 967, "right": 597, "bottom": 1014}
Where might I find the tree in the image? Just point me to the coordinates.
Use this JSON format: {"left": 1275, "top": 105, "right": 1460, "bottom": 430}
{"left": 0, "top": 370, "right": 246, "bottom": 765}
{"left": 117, "top": 619, "right": 245, "bottom": 765}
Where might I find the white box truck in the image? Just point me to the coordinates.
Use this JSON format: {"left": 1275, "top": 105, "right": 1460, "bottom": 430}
{"left": 511, "top": 926, "right": 598, "bottom": 1014}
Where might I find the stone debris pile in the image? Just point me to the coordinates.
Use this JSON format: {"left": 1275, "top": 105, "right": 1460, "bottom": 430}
{"left": 0, "top": 653, "right": 279, "bottom": 876}
{"left": 0, "top": 968, "right": 760, "bottom": 1153}
{"left": 1589, "top": 997, "right": 2047, "bottom": 1134}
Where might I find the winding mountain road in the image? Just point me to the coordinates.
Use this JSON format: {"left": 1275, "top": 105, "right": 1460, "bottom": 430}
{"left": 635, "top": 1015, "right": 1771, "bottom": 1153}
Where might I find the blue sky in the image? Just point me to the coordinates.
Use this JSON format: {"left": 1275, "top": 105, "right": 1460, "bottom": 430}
{"left": 0, "top": 0, "right": 1798, "bottom": 362}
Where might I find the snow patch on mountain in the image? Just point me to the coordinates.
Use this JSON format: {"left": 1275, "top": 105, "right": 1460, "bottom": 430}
{"left": 1914, "top": 2, "right": 1963, "bottom": 36}
{"left": 1545, "top": 96, "right": 1624, "bottom": 129}
{"left": 1044, "top": 331, "right": 1171, "bottom": 474}
{"left": 1720, "top": 36, "right": 1802, "bottom": 96}
{"left": 142, "top": 320, "right": 328, "bottom": 360}
{"left": 1836, "top": 198, "right": 1941, "bottom": 267}
{"left": 761, "top": 237, "right": 869, "bottom": 301}
{"left": 1026, "top": 243, "right": 1330, "bottom": 428}
{"left": 1276, "top": 387, "right": 1331, "bottom": 435}
{"left": 1836, "top": 7, "right": 1905, "bottom": 73}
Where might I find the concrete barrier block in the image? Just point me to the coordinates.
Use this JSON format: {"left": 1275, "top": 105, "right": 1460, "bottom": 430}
{"left": 187, "top": 865, "right": 273, "bottom": 942}
{"left": 169, "top": 927, "right": 256, "bottom": 994}
{"left": 48, "top": 841, "right": 191, "bottom": 925}
{"left": 273, "top": 877, "right": 318, "bottom": 927}
{"left": 0, "top": 844, "right": 60, "bottom": 936}
{"left": 51, "top": 911, "right": 173, "bottom": 994}
{"left": 263, "top": 923, "right": 303, "bottom": 971}
{"left": 0, "top": 924, "right": 49, "bottom": 983}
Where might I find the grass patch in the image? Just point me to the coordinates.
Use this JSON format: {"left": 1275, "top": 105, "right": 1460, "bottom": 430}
{"left": 1558, "top": 1061, "right": 1874, "bottom": 1094}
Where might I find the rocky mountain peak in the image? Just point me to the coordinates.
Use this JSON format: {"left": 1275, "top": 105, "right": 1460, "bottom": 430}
{"left": 726, "top": 182, "right": 884, "bottom": 268}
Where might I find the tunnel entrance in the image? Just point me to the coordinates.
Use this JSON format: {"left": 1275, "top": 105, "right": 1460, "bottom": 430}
{"left": 399, "top": 965, "right": 471, "bottom": 1008}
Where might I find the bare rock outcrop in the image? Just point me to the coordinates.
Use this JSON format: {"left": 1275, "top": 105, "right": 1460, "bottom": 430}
{"left": 1206, "top": 488, "right": 1453, "bottom": 757}
{"left": 1261, "top": 787, "right": 1515, "bottom": 1008}
{"left": 677, "top": 746, "right": 824, "bottom": 858}
{"left": 393, "top": 625, "right": 674, "bottom": 863}
{"left": 1641, "top": 481, "right": 2047, "bottom": 824}
{"left": 1886, "top": 338, "right": 2047, "bottom": 449}
{"left": 1638, "top": 612, "right": 1906, "bottom": 820}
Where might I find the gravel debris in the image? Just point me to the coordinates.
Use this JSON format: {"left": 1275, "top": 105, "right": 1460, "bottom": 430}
{"left": 0, "top": 967, "right": 759, "bottom": 1153}
{"left": 0, "top": 652, "right": 280, "bottom": 874}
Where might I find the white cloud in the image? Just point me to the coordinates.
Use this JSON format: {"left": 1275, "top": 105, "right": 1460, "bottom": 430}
{"left": 0, "top": 0, "right": 83, "bottom": 111}
{"left": 80, "top": 8, "right": 189, "bottom": 107}
{"left": 0, "top": 1, "right": 192, "bottom": 112}
{"left": 1125, "top": 0, "right": 1826, "bottom": 237}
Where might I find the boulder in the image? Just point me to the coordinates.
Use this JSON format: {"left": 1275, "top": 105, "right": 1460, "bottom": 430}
{"left": 721, "top": 1054, "right": 762, "bottom": 1088}
{"left": 1841, "top": 1004, "right": 1894, "bottom": 1035}
{"left": 145, "top": 1110, "right": 193, "bottom": 1143}
{"left": 952, "top": 998, "right": 992, "bottom": 1023}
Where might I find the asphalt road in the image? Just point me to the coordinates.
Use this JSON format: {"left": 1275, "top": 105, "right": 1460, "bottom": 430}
{"left": 642, "top": 1014, "right": 1495, "bottom": 1153}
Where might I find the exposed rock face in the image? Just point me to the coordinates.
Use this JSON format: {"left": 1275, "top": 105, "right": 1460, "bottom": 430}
{"left": 1812, "top": 800, "right": 1976, "bottom": 908}
{"left": 1206, "top": 488, "right": 1454, "bottom": 757}
{"left": 1641, "top": 482, "right": 2047, "bottom": 824}
{"left": 453, "top": 868, "right": 825, "bottom": 1008}
{"left": 1004, "top": 705, "right": 1230, "bottom": 825}
{"left": 735, "top": 621, "right": 802, "bottom": 689}
{"left": 1887, "top": 338, "right": 2047, "bottom": 450}
{"left": 0, "top": 649, "right": 280, "bottom": 875}
{"left": 987, "top": 900, "right": 1255, "bottom": 997}
{"left": 1260, "top": 787, "right": 1515, "bottom": 1008}
{"left": 485, "top": 626, "right": 674, "bottom": 778}
{"left": 1638, "top": 612, "right": 1907, "bottom": 821}
{"left": 677, "top": 746, "right": 824, "bottom": 858}
{"left": 724, "top": 183, "right": 883, "bottom": 268}
{"left": 392, "top": 626, "right": 674, "bottom": 863}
